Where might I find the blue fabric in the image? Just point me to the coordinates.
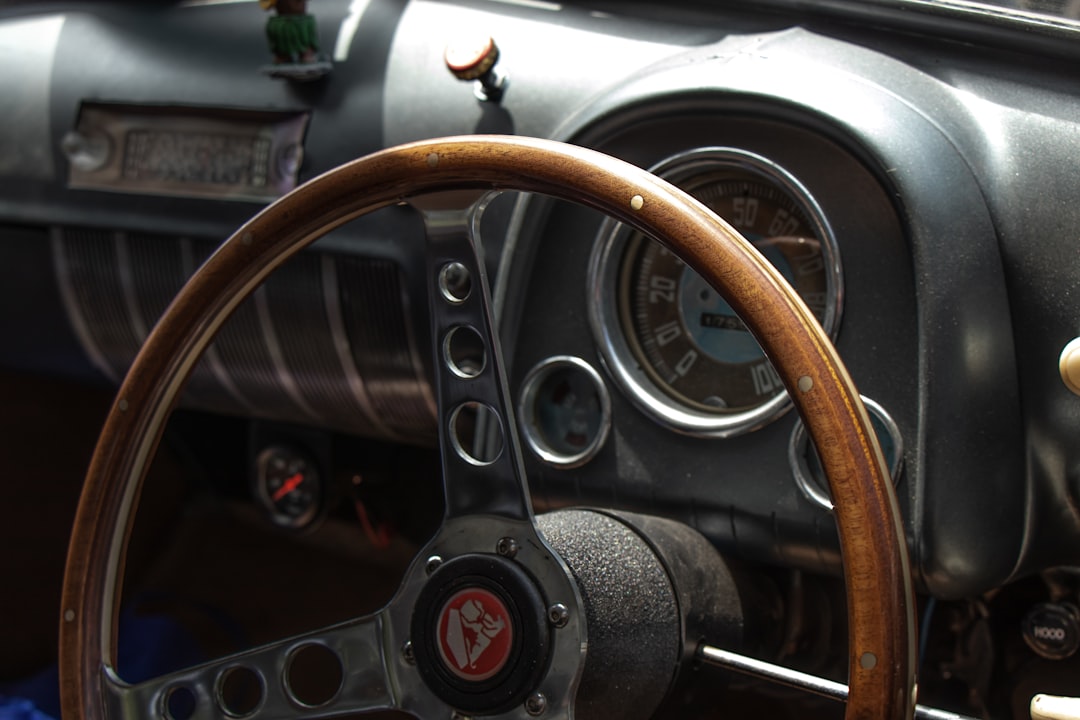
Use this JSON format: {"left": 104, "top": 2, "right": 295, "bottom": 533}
{"left": 0, "top": 670, "right": 58, "bottom": 720}
{"left": 0, "top": 696, "right": 54, "bottom": 720}
{"left": 1, "top": 596, "right": 240, "bottom": 720}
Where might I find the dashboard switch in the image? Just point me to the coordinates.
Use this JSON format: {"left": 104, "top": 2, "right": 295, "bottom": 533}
{"left": 445, "top": 34, "right": 506, "bottom": 101}
{"left": 1023, "top": 602, "right": 1080, "bottom": 660}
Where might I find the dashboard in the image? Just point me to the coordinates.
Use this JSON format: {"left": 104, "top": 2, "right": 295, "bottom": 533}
{"left": 5, "top": 0, "right": 1080, "bottom": 717}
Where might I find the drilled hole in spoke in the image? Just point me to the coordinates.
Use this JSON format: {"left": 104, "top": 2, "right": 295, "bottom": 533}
{"left": 444, "top": 326, "right": 487, "bottom": 379}
{"left": 164, "top": 686, "right": 197, "bottom": 720}
{"left": 218, "top": 666, "right": 263, "bottom": 717}
{"left": 450, "top": 401, "right": 504, "bottom": 465}
{"left": 286, "top": 644, "right": 344, "bottom": 708}
{"left": 439, "top": 262, "right": 472, "bottom": 304}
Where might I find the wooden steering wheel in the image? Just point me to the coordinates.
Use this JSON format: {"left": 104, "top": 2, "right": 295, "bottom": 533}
{"left": 59, "top": 136, "right": 915, "bottom": 720}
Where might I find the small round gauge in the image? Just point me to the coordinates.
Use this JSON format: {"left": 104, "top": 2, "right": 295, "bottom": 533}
{"left": 789, "top": 396, "right": 903, "bottom": 511}
{"left": 254, "top": 445, "right": 321, "bottom": 530}
{"left": 589, "top": 147, "right": 842, "bottom": 437}
{"left": 518, "top": 356, "right": 612, "bottom": 468}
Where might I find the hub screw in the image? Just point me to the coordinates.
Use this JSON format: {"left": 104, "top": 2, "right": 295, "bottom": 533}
{"left": 496, "top": 537, "right": 519, "bottom": 558}
{"left": 401, "top": 640, "right": 415, "bottom": 664}
{"left": 525, "top": 692, "right": 547, "bottom": 716}
{"left": 547, "top": 603, "right": 569, "bottom": 628}
{"left": 426, "top": 555, "right": 443, "bottom": 575}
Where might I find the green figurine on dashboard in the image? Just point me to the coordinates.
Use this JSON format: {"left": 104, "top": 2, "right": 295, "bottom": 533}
{"left": 261, "top": 0, "right": 317, "bottom": 64}
{"left": 260, "top": 0, "right": 331, "bottom": 79}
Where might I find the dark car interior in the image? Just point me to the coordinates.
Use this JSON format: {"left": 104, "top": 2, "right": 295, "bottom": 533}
{"left": 4, "top": 1, "right": 1080, "bottom": 719}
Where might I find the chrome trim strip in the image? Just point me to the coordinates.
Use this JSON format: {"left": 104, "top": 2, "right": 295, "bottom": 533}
{"left": 253, "top": 285, "right": 321, "bottom": 423}
{"left": 320, "top": 254, "right": 396, "bottom": 438}
{"left": 178, "top": 237, "right": 257, "bottom": 414}
{"left": 50, "top": 227, "right": 119, "bottom": 383}
{"left": 401, "top": 252, "right": 440, "bottom": 425}
{"left": 333, "top": 0, "right": 373, "bottom": 62}
{"left": 0, "top": 15, "right": 64, "bottom": 181}
{"left": 485, "top": 0, "right": 562, "bottom": 11}
{"left": 180, "top": 0, "right": 260, "bottom": 6}
{"left": 113, "top": 232, "right": 149, "bottom": 342}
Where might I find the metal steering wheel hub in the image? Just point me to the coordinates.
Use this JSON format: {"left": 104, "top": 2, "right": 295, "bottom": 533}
{"left": 59, "top": 135, "right": 915, "bottom": 720}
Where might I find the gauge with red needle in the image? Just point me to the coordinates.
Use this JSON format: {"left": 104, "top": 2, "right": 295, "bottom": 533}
{"left": 254, "top": 445, "right": 321, "bottom": 530}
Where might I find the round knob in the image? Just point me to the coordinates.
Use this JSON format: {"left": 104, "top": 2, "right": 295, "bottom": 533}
{"left": 1023, "top": 602, "right": 1080, "bottom": 660}
{"left": 1060, "top": 337, "right": 1080, "bottom": 396}
{"left": 445, "top": 34, "right": 500, "bottom": 81}
{"left": 61, "top": 131, "right": 112, "bottom": 173}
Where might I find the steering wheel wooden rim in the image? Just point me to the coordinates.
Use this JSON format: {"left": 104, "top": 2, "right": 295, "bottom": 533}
{"left": 59, "top": 135, "right": 915, "bottom": 720}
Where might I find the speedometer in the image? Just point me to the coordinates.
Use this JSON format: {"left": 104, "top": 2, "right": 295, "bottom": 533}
{"left": 588, "top": 148, "right": 842, "bottom": 437}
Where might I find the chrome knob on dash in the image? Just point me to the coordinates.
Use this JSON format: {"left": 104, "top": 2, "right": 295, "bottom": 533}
{"left": 1033, "top": 695, "right": 1080, "bottom": 720}
{"left": 61, "top": 131, "right": 112, "bottom": 173}
{"left": 1060, "top": 337, "right": 1080, "bottom": 396}
{"left": 445, "top": 34, "right": 507, "bottom": 101}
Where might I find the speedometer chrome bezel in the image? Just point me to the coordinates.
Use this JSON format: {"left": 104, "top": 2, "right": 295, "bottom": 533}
{"left": 587, "top": 147, "right": 843, "bottom": 437}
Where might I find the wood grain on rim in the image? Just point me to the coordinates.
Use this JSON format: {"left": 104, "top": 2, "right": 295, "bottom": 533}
{"left": 59, "top": 135, "right": 915, "bottom": 720}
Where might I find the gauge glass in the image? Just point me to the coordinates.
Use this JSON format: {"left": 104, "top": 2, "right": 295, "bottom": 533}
{"left": 589, "top": 148, "right": 842, "bottom": 436}
{"left": 255, "top": 445, "right": 321, "bottom": 530}
{"left": 518, "top": 356, "right": 612, "bottom": 468}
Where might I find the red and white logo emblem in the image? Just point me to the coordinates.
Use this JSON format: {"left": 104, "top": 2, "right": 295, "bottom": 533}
{"left": 436, "top": 587, "right": 514, "bottom": 681}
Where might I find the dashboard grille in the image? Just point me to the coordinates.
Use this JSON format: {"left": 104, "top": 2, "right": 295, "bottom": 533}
{"left": 51, "top": 226, "right": 437, "bottom": 442}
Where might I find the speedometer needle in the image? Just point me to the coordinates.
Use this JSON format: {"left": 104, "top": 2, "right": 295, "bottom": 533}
{"left": 272, "top": 472, "right": 305, "bottom": 502}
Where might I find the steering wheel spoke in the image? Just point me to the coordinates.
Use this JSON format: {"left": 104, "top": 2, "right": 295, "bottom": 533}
{"left": 413, "top": 192, "right": 534, "bottom": 523}
{"left": 100, "top": 611, "right": 400, "bottom": 720}
{"left": 394, "top": 192, "right": 588, "bottom": 717}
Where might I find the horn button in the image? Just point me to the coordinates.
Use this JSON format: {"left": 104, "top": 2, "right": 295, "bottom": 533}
{"left": 411, "top": 555, "right": 551, "bottom": 714}
{"left": 437, "top": 587, "right": 515, "bottom": 681}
